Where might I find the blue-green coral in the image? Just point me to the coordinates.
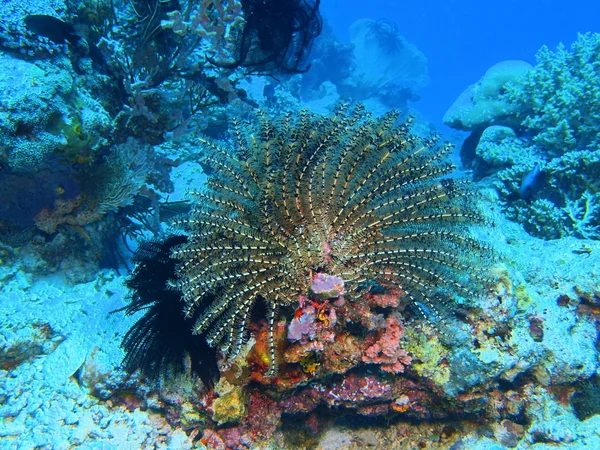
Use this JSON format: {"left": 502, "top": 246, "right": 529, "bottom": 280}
{"left": 472, "top": 34, "right": 600, "bottom": 240}
{"left": 506, "top": 32, "right": 600, "bottom": 157}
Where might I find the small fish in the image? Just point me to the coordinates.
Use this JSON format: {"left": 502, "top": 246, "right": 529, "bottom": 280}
{"left": 24, "top": 15, "right": 110, "bottom": 74}
{"left": 519, "top": 163, "right": 542, "bottom": 200}
{"left": 24, "top": 14, "right": 82, "bottom": 45}
{"left": 573, "top": 245, "right": 592, "bottom": 256}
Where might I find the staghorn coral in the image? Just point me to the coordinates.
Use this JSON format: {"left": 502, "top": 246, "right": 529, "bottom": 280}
{"left": 505, "top": 32, "right": 600, "bottom": 156}
{"left": 448, "top": 34, "right": 600, "bottom": 241}
{"left": 173, "top": 104, "right": 493, "bottom": 376}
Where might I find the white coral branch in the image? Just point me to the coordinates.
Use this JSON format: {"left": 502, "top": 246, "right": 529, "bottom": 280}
{"left": 562, "top": 191, "right": 600, "bottom": 239}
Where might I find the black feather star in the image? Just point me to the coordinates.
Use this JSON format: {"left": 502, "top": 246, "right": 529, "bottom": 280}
{"left": 118, "top": 235, "right": 219, "bottom": 387}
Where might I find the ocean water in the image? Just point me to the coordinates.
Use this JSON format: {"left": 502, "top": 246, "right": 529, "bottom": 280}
{"left": 1, "top": 1, "right": 599, "bottom": 449}
{"left": 322, "top": 0, "right": 599, "bottom": 130}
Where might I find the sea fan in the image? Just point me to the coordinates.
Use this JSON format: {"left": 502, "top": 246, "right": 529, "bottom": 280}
{"left": 172, "top": 104, "right": 492, "bottom": 376}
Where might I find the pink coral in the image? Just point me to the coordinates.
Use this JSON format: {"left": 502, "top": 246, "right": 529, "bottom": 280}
{"left": 362, "top": 316, "right": 412, "bottom": 373}
{"left": 366, "top": 289, "right": 405, "bottom": 308}
{"left": 34, "top": 197, "right": 102, "bottom": 234}
{"left": 201, "top": 429, "right": 226, "bottom": 450}
{"left": 324, "top": 373, "right": 393, "bottom": 407}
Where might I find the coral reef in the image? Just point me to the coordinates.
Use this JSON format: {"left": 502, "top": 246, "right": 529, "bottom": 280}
{"left": 209, "top": 0, "right": 322, "bottom": 74}
{"left": 445, "top": 34, "right": 600, "bottom": 240}
{"left": 0, "top": 0, "right": 329, "bottom": 284}
{"left": 1, "top": 2, "right": 599, "bottom": 449}
{"left": 117, "top": 212, "right": 600, "bottom": 446}
{"left": 0, "top": 0, "right": 69, "bottom": 57}
{"left": 75, "top": 0, "right": 254, "bottom": 142}
{"left": 469, "top": 125, "right": 539, "bottom": 179}
{"left": 0, "top": 53, "right": 111, "bottom": 173}
{"left": 0, "top": 3, "right": 160, "bottom": 278}
{"left": 2, "top": 160, "right": 600, "bottom": 450}
{"left": 493, "top": 147, "right": 600, "bottom": 240}
{"left": 113, "top": 105, "right": 521, "bottom": 447}
{"left": 254, "top": 19, "right": 426, "bottom": 118}
{"left": 169, "top": 104, "right": 492, "bottom": 377}
{"left": 33, "top": 139, "right": 151, "bottom": 234}
{"left": 505, "top": 32, "right": 600, "bottom": 156}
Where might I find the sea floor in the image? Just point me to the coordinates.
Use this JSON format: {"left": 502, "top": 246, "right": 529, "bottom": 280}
{"left": 1, "top": 188, "right": 599, "bottom": 449}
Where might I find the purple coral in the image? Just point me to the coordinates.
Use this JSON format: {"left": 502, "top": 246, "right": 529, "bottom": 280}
{"left": 287, "top": 305, "right": 317, "bottom": 341}
{"left": 310, "top": 273, "right": 345, "bottom": 299}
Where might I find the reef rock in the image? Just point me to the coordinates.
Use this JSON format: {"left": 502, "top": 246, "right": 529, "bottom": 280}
{"left": 443, "top": 60, "right": 532, "bottom": 131}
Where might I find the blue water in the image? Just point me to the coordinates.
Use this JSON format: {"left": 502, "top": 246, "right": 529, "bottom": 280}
{"left": 322, "top": 0, "right": 599, "bottom": 127}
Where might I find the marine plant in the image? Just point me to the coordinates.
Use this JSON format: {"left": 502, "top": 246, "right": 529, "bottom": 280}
{"left": 160, "top": 104, "right": 493, "bottom": 376}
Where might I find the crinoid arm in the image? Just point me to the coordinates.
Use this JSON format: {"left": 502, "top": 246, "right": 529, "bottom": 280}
{"left": 172, "top": 104, "right": 494, "bottom": 376}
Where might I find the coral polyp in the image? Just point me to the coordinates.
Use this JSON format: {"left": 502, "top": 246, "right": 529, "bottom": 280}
{"left": 174, "top": 104, "right": 492, "bottom": 375}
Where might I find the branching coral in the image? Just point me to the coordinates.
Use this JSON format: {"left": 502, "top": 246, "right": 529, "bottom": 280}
{"left": 505, "top": 32, "right": 600, "bottom": 156}
{"left": 562, "top": 191, "right": 600, "bottom": 240}
{"left": 172, "top": 104, "right": 493, "bottom": 375}
{"left": 453, "top": 34, "right": 600, "bottom": 241}
{"left": 494, "top": 147, "right": 600, "bottom": 240}
{"left": 161, "top": 0, "right": 244, "bottom": 63}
